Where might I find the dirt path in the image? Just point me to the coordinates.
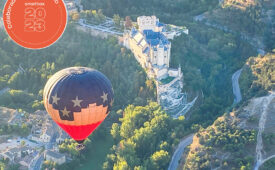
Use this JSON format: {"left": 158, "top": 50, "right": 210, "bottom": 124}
{"left": 254, "top": 92, "right": 275, "bottom": 170}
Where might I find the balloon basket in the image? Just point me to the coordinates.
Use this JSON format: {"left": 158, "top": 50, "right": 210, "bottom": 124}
{"left": 76, "top": 144, "right": 85, "bottom": 150}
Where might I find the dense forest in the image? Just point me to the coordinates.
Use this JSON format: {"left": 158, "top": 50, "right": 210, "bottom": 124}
{"left": 81, "top": 0, "right": 218, "bottom": 23}
{"left": 103, "top": 102, "right": 188, "bottom": 170}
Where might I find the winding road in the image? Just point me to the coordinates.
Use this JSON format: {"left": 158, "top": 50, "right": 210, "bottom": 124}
{"left": 232, "top": 69, "right": 243, "bottom": 104}
{"left": 168, "top": 134, "right": 194, "bottom": 170}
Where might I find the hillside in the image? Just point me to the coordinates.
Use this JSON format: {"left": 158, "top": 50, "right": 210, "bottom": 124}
{"left": 183, "top": 92, "right": 275, "bottom": 170}
{"left": 195, "top": 0, "right": 275, "bottom": 51}
{"left": 182, "top": 53, "right": 275, "bottom": 170}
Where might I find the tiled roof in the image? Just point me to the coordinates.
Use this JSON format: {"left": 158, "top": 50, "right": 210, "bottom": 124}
{"left": 9, "top": 147, "right": 21, "bottom": 153}
{"left": 143, "top": 30, "right": 170, "bottom": 47}
{"left": 45, "top": 150, "right": 65, "bottom": 159}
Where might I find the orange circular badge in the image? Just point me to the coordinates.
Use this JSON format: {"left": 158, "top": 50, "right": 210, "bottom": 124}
{"left": 3, "top": 0, "right": 67, "bottom": 49}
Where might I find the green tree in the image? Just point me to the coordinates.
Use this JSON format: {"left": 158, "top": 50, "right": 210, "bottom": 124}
{"left": 110, "top": 123, "right": 120, "bottom": 142}
{"left": 113, "top": 14, "right": 121, "bottom": 27}
{"left": 150, "top": 150, "right": 170, "bottom": 169}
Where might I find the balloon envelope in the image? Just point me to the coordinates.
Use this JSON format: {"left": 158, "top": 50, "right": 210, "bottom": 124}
{"left": 43, "top": 67, "right": 114, "bottom": 143}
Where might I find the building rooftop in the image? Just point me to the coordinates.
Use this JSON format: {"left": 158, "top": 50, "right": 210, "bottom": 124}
{"left": 143, "top": 30, "right": 170, "bottom": 47}
{"left": 21, "top": 146, "right": 32, "bottom": 152}
{"left": 19, "top": 154, "right": 34, "bottom": 165}
{"left": 45, "top": 150, "right": 65, "bottom": 159}
{"left": 9, "top": 147, "right": 21, "bottom": 153}
{"left": 2, "top": 151, "right": 13, "bottom": 158}
{"left": 131, "top": 28, "right": 138, "bottom": 37}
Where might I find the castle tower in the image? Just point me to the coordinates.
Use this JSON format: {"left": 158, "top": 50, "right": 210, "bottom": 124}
{"left": 137, "top": 16, "right": 158, "bottom": 32}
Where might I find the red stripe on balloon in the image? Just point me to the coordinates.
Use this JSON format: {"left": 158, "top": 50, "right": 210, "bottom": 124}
{"left": 57, "top": 121, "right": 103, "bottom": 141}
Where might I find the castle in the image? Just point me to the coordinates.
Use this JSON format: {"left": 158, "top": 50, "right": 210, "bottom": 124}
{"left": 124, "top": 16, "right": 182, "bottom": 80}
{"left": 124, "top": 16, "right": 196, "bottom": 117}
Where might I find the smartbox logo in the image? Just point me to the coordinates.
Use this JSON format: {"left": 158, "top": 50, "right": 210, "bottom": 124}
{"left": 3, "top": 0, "right": 67, "bottom": 49}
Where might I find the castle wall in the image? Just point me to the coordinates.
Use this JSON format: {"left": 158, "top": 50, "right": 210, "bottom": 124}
{"left": 128, "top": 36, "right": 148, "bottom": 68}
{"left": 167, "top": 45, "right": 171, "bottom": 67}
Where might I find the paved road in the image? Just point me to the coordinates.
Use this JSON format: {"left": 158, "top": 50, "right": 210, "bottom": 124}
{"left": 232, "top": 69, "right": 243, "bottom": 104}
{"left": 168, "top": 134, "right": 194, "bottom": 170}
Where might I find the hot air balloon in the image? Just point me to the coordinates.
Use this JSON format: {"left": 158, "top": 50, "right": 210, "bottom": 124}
{"left": 43, "top": 67, "right": 114, "bottom": 148}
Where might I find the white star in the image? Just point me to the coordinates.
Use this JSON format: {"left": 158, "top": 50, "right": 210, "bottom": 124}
{"left": 101, "top": 92, "right": 108, "bottom": 103}
{"left": 52, "top": 94, "right": 60, "bottom": 105}
{"left": 72, "top": 96, "right": 83, "bottom": 107}
{"left": 61, "top": 107, "right": 70, "bottom": 117}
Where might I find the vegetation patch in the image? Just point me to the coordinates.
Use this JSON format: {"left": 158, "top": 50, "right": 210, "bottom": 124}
{"left": 239, "top": 53, "right": 275, "bottom": 100}
{"left": 260, "top": 157, "right": 275, "bottom": 170}
{"left": 184, "top": 113, "right": 256, "bottom": 170}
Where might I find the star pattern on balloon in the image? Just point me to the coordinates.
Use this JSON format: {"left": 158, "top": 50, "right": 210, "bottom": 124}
{"left": 44, "top": 67, "right": 115, "bottom": 143}
{"left": 50, "top": 91, "right": 113, "bottom": 121}
{"left": 61, "top": 107, "right": 70, "bottom": 117}
{"left": 72, "top": 96, "right": 83, "bottom": 108}
{"left": 101, "top": 92, "right": 108, "bottom": 103}
{"left": 52, "top": 93, "right": 60, "bottom": 105}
